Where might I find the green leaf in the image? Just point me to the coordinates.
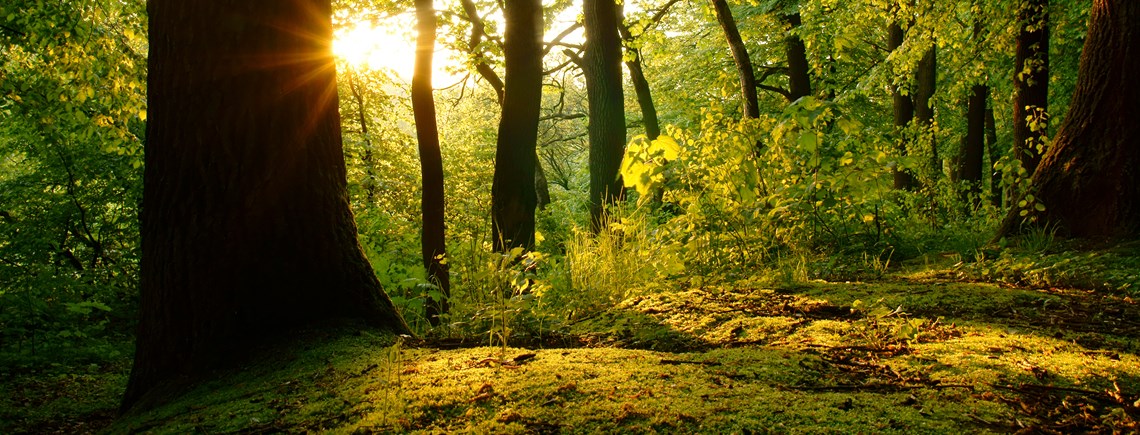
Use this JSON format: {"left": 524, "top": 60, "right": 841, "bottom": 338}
{"left": 798, "top": 132, "right": 817, "bottom": 153}
{"left": 650, "top": 135, "right": 681, "bottom": 161}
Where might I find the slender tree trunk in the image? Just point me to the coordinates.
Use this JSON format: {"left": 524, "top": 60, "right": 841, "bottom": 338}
{"left": 459, "top": 0, "right": 505, "bottom": 104}
{"left": 783, "top": 12, "right": 812, "bottom": 102}
{"left": 124, "top": 0, "right": 409, "bottom": 412}
{"left": 986, "top": 103, "right": 1001, "bottom": 208}
{"left": 584, "top": 0, "right": 627, "bottom": 233}
{"left": 997, "top": 0, "right": 1140, "bottom": 238}
{"left": 346, "top": 69, "right": 377, "bottom": 203}
{"left": 1013, "top": 0, "right": 1049, "bottom": 175}
{"left": 535, "top": 158, "right": 551, "bottom": 210}
{"left": 710, "top": 0, "right": 760, "bottom": 119}
{"left": 491, "top": 0, "right": 544, "bottom": 251}
{"left": 617, "top": 6, "right": 661, "bottom": 141}
{"left": 412, "top": 0, "right": 450, "bottom": 326}
{"left": 957, "top": 84, "right": 987, "bottom": 206}
{"left": 888, "top": 19, "right": 916, "bottom": 190}
{"left": 914, "top": 45, "right": 938, "bottom": 178}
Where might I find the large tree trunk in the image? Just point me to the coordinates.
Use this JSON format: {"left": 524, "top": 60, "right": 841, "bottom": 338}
{"left": 888, "top": 19, "right": 917, "bottom": 190}
{"left": 997, "top": 0, "right": 1140, "bottom": 238}
{"left": 491, "top": 0, "right": 544, "bottom": 251}
{"left": 584, "top": 0, "right": 627, "bottom": 233}
{"left": 710, "top": 0, "right": 760, "bottom": 119}
{"left": 124, "top": 0, "right": 410, "bottom": 412}
{"left": 412, "top": 0, "right": 450, "bottom": 326}
{"left": 783, "top": 12, "right": 812, "bottom": 102}
{"left": 1012, "top": 0, "right": 1049, "bottom": 175}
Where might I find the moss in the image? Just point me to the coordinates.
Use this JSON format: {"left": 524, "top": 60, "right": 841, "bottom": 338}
{"left": 76, "top": 259, "right": 1140, "bottom": 433}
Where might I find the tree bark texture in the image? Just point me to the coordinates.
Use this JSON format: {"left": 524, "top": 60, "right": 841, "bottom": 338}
{"left": 491, "top": 0, "right": 544, "bottom": 251}
{"left": 783, "top": 13, "right": 812, "bottom": 102}
{"left": 125, "top": 0, "right": 410, "bottom": 412}
{"left": 888, "top": 20, "right": 916, "bottom": 190}
{"left": 998, "top": 0, "right": 1140, "bottom": 238}
{"left": 584, "top": 0, "right": 628, "bottom": 233}
{"left": 412, "top": 0, "right": 451, "bottom": 325}
{"left": 710, "top": 0, "right": 760, "bottom": 119}
{"left": 1012, "top": 0, "right": 1049, "bottom": 175}
{"left": 914, "top": 45, "right": 938, "bottom": 178}
{"left": 957, "top": 84, "right": 987, "bottom": 206}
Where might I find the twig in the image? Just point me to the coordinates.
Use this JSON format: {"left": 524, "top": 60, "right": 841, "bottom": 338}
{"left": 660, "top": 359, "right": 721, "bottom": 366}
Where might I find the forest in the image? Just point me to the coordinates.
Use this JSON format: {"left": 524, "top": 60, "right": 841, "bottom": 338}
{"left": 1, "top": 0, "right": 1139, "bottom": 432}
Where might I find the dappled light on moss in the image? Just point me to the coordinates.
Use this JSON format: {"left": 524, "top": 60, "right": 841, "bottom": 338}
{"left": 98, "top": 269, "right": 1140, "bottom": 433}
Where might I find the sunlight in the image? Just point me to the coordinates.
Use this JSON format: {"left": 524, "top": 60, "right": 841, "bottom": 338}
{"left": 333, "top": 19, "right": 461, "bottom": 86}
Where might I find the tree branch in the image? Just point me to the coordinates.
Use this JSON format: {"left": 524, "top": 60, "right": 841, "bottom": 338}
{"left": 543, "top": 23, "right": 583, "bottom": 57}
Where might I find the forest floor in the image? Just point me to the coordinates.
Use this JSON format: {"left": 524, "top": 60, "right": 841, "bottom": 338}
{"left": 4, "top": 254, "right": 1140, "bottom": 434}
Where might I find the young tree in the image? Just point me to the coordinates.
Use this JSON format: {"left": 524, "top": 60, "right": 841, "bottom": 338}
{"left": 412, "top": 0, "right": 451, "bottom": 325}
{"left": 1012, "top": 0, "right": 1049, "bottom": 175}
{"left": 888, "top": 15, "right": 917, "bottom": 190}
{"left": 584, "top": 0, "right": 627, "bottom": 232}
{"left": 618, "top": 1, "right": 666, "bottom": 141}
{"left": 710, "top": 0, "right": 760, "bottom": 119}
{"left": 124, "top": 0, "right": 410, "bottom": 411}
{"left": 914, "top": 44, "right": 938, "bottom": 177}
{"left": 782, "top": 11, "right": 812, "bottom": 102}
{"left": 491, "top": 0, "right": 544, "bottom": 251}
{"left": 998, "top": 0, "right": 1140, "bottom": 238}
{"left": 956, "top": 83, "right": 987, "bottom": 206}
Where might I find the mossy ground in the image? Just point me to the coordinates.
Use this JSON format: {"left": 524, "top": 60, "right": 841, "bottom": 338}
{"left": 5, "top": 257, "right": 1140, "bottom": 434}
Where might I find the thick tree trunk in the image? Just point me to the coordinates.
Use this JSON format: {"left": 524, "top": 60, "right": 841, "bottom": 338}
{"left": 1012, "top": 0, "right": 1049, "bottom": 175}
{"left": 124, "top": 0, "right": 410, "bottom": 412}
{"left": 998, "top": 0, "right": 1140, "bottom": 238}
{"left": 412, "top": 0, "right": 450, "bottom": 326}
{"left": 957, "top": 84, "right": 987, "bottom": 206}
{"left": 888, "top": 20, "right": 916, "bottom": 190}
{"left": 584, "top": 0, "right": 627, "bottom": 233}
{"left": 783, "top": 13, "right": 812, "bottom": 102}
{"left": 491, "top": 0, "right": 544, "bottom": 251}
{"left": 710, "top": 0, "right": 760, "bottom": 119}
{"left": 914, "top": 45, "right": 938, "bottom": 178}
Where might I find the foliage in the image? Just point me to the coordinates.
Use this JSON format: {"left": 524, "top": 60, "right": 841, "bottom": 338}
{"left": 0, "top": 0, "right": 144, "bottom": 373}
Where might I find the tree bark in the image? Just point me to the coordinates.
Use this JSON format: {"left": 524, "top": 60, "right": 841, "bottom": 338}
{"left": 997, "top": 0, "right": 1140, "bottom": 238}
{"left": 957, "top": 84, "right": 987, "bottom": 206}
{"left": 1012, "top": 0, "right": 1049, "bottom": 175}
{"left": 459, "top": 0, "right": 505, "bottom": 103}
{"left": 914, "top": 45, "right": 938, "bottom": 178}
{"left": 491, "top": 0, "right": 544, "bottom": 251}
{"left": 888, "top": 19, "right": 916, "bottom": 190}
{"left": 584, "top": 0, "right": 627, "bottom": 233}
{"left": 783, "top": 12, "right": 812, "bottom": 102}
{"left": 986, "top": 103, "right": 1001, "bottom": 208}
{"left": 618, "top": 5, "right": 661, "bottom": 140}
{"left": 124, "top": 0, "right": 410, "bottom": 412}
{"left": 710, "top": 0, "right": 760, "bottom": 119}
{"left": 412, "top": 0, "right": 450, "bottom": 326}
